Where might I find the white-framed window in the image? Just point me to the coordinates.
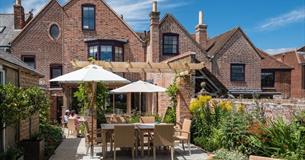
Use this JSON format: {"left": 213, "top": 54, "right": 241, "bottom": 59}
{"left": 0, "top": 65, "right": 5, "bottom": 85}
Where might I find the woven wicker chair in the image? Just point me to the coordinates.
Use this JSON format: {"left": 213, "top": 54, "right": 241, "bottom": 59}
{"left": 175, "top": 119, "right": 192, "bottom": 155}
{"left": 153, "top": 124, "right": 175, "bottom": 160}
{"left": 113, "top": 125, "right": 136, "bottom": 160}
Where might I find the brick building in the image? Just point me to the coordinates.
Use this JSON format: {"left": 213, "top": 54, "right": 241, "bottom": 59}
{"left": 0, "top": 50, "right": 43, "bottom": 152}
{"left": 0, "top": 0, "right": 295, "bottom": 122}
{"left": 273, "top": 46, "right": 305, "bottom": 98}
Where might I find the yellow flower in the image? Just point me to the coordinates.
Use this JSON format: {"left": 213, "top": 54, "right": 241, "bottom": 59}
{"left": 236, "top": 103, "right": 245, "bottom": 113}
{"left": 219, "top": 100, "right": 233, "bottom": 112}
{"left": 189, "top": 95, "right": 212, "bottom": 112}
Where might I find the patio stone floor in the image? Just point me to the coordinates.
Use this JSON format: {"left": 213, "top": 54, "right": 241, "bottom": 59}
{"left": 49, "top": 137, "right": 208, "bottom": 160}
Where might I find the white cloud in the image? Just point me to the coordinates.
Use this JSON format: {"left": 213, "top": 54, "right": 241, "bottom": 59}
{"left": 257, "top": 6, "right": 305, "bottom": 31}
{"left": 264, "top": 48, "right": 295, "bottom": 55}
{"left": 1, "top": 0, "right": 188, "bottom": 31}
{"left": 105, "top": 0, "right": 189, "bottom": 31}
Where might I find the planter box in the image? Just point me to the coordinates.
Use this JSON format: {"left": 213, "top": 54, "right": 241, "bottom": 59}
{"left": 22, "top": 139, "right": 44, "bottom": 160}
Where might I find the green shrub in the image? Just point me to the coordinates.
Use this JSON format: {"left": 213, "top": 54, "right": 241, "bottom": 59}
{"left": 127, "top": 114, "right": 140, "bottom": 123}
{"left": 221, "top": 112, "right": 250, "bottom": 153}
{"left": 213, "top": 148, "right": 248, "bottom": 160}
{"left": 163, "top": 107, "right": 176, "bottom": 123}
{"left": 248, "top": 118, "right": 305, "bottom": 159}
{"left": 39, "top": 123, "right": 63, "bottom": 158}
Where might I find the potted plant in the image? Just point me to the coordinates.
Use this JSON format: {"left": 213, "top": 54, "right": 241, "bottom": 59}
{"left": 22, "top": 134, "right": 44, "bottom": 160}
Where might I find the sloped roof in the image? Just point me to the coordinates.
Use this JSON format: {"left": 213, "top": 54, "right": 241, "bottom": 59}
{"left": 206, "top": 27, "right": 239, "bottom": 57}
{"left": 0, "top": 14, "right": 22, "bottom": 47}
{"left": 0, "top": 50, "right": 43, "bottom": 77}
{"left": 274, "top": 50, "right": 305, "bottom": 64}
{"left": 206, "top": 27, "right": 263, "bottom": 59}
{"left": 258, "top": 49, "right": 293, "bottom": 70}
{"left": 297, "top": 45, "right": 305, "bottom": 52}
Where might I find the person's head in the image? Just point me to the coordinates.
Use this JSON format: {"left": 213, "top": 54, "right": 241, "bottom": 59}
{"left": 65, "top": 110, "right": 70, "bottom": 116}
{"left": 71, "top": 110, "right": 76, "bottom": 116}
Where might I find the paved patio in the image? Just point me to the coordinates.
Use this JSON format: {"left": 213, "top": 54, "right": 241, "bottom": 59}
{"left": 49, "top": 137, "right": 208, "bottom": 160}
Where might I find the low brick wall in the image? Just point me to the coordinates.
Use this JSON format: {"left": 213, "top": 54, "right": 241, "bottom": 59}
{"left": 217, "top": 99, "right": 305, "bottom": 121}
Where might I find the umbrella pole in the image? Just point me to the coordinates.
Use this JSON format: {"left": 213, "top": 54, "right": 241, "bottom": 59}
{"left": 139, "top": 92, "right": 141, "bottom": 115}
{"left": 113, "top": 94, "right": 115, "bottom": 114}
{"left": 90, "top": 82, "right": 97, "bottom": 158}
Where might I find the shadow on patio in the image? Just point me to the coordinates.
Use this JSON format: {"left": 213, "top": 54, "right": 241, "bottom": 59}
{"left": 50, "top": 137, "right": 208, "bottom": 160}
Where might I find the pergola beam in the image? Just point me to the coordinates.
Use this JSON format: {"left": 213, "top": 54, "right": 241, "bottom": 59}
{"left": 72, "top": 60, "right": 205, "bottom": 73}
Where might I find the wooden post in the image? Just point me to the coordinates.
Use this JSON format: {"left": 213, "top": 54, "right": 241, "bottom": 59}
{"left": 90, "top": 82, "right": 97, "bottom": 157}
{"left": 127, "top": 93, "right": 131, "bottom": 114}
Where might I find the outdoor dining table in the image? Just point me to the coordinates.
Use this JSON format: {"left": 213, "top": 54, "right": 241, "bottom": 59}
{"left": 100, "top": 123, "right": 166, "bottom": 158}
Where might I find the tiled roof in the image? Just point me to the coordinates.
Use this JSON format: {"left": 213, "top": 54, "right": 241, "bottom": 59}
{"left": 0, "top": 50, "right": 43, "bottom": 77}
{"left": 0, "top": 14, "right": 21, "bottom": 47}
{"left": 274, "top": 50, "right": 305, "bottom": 64}
{"left": 297, "top": 45, "right": 305, "bottom": 52}
{"left": 258, "top": 49, "right": 293, "bottom": 70}
{"left": 206, "top": 27, "right": 239, "bottom": 57}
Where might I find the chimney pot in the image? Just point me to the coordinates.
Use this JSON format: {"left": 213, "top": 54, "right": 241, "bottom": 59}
{"left": 16, "top": 0, "right": 21, "bottom": 6}
{"left": 152, "top": 1, "right": 158, "bottom": 12}
{"left": 199, "top": 11, "right": 204, "bottom": 25}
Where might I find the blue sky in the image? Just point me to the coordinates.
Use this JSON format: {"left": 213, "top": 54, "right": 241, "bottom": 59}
{"left": 0, "top": 0, "right": 304, "bottom": 53}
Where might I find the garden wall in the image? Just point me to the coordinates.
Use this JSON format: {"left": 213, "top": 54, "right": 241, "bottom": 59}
{"left": 218, "top": 98, "right": 305, "bottom": 121}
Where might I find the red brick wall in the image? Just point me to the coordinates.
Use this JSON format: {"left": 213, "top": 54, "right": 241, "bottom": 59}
{"left": 63, "top": 0, "right": 145, "bottom": 73}
{"left": 11, "top": 1, "right": 64, "bottom": 88}
{"left": 159, "top": 15, "right": 208, "bottom": 64}
{"left": 212, "top": 30, "right": 261, "bottom": 92}
{"left": 274, "top": 52, "right": 305, "bottom": 98}
{"left": 274, "top": 70, "right": 291, "bottom": 98}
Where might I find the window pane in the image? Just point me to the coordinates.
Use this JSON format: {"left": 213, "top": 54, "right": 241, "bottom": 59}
{"left": 22, "top": 56, "right": 35, "bottom": 69}
{"left": 82, "top": 6, "right": 95, "bottom": 30}
{"left": 163, "top": 34, "right": 178, "bottom": 55}
{"left": 0, "top": 71, "right": 3, "bottom": 84}
{"left": 89, "top": 46, "right": 98, "bottom": 59}
{"left": 261, "top": 71, "right": 274, "bottom": 87}
{"left": 115, "top": 46, "right": 123, "bottom": 62}
{"left": 50, "top": 65, "right": 62, "bottom": 88}
{"left": 100, "top": 45, "right": 112, "bottom": 61}
{"left": 50, "top": 24, "right": 60, "bottom": 39}
{"left": 231, "top": 64, "right": 245, "bottom": 81}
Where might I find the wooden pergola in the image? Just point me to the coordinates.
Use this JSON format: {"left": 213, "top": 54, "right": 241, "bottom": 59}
{"left": 68, "top": 60, "right": 206, "bottom": 115}
{"left": 71, "top": 60, "right": 205, "bottom": 73}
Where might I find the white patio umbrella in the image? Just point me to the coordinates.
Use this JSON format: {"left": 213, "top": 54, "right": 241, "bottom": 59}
{"left": 50, "top": 64, "right": 129, "bottom": 157}
{"left": 110, "top": 80, "right": 166, "bottom": 114}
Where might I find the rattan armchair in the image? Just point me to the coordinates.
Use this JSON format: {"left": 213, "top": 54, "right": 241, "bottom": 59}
{"left": 174, "top": 119, "right": 192, "bottom": 155}
{"left": 113, "top": 125, "right": 136, "bottom": 160}
{"left": 153, "top": 124, "right": 175, "bottom": 160}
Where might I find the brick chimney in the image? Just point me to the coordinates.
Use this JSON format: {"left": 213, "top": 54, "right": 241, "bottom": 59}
{"left": 14, "top": 0, "right": 25, "bottom": 30}
{"left": 147, "top": 1, "right": 160, "bottom": 62}
{"left": 195, "top": 11, "right": 208, "bottom": 49}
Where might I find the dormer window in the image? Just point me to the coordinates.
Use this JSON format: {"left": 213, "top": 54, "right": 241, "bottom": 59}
{"left": 82, "top": 4, "right": 95, "bottom": 30}
{"left": 163, "top": 33, "right": 179, "bottom": 55}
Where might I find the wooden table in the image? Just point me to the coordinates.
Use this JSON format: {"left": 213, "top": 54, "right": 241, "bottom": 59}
{"left": 100, "top": 123, "right": 165, "bottom": 158}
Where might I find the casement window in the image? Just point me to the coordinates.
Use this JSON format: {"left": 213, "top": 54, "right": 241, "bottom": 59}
{"left": 0, "top": 65, "right": 5, "bottom": 85}
{"left": 21, "top": 55, "right": 36, "bottom": 69}
{"left": 50, "top": 64, "right": 62, "bottom": 88}
{"left": 82, "top": 4, "right": 95, "bottom": 30}
{"left": 87, "top": 40, "right": 124, "bottom": 62}
{"left": 163, "top": 33, "right": 179, "bottom": 55}
{"left": 230, "top": 64, "right": 245, "bottom": 81}
{"left": 89, "top": 45, "right": 98, "bottom": 59}
{"left": 261, "top": 70, "right": 275, "bottom": 88}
